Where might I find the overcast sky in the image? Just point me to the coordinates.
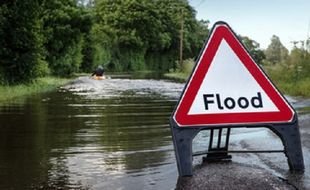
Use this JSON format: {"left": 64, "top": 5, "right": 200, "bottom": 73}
{"left": 188, "top": 0, "right": 310, "bottom": 50}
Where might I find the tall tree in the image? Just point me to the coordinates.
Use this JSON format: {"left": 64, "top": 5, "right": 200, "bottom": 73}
{"left": 265, "top": 35, "right": 288, "bottom": 65}
{"left": 0, "top": 0, "right": 48, "bottom": 84}
{"left": 42, "top": 0, "right": 92, "bottom": 76}
{"left": 95, "top": 0, "right": 169, "bottom": 71}
{"left": 240, "top": 35, "right": 265, "bottom": 65}
{"left": 94, "top": 0, "right": 209, "bottom": 72}
{"left": 289, "top": 44, "right": 310, "bottom": 80}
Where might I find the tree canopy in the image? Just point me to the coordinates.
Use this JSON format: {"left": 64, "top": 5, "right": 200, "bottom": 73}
{"left": 0, "top": 0, "right": 210, "bottom": 84}
{"left": 93, "top": 0, "right": 209, "bottom": 71}
{"left": 0, "top": 0, "right": 47, "bottom": 84}
{"left": 265, "top": 35, "right": 289, "bottom": 65}
{"left": 239, "top": 35, "right": 265, "bottom": 65}
{"left": 1, "top": 0, "right": 308, "bottom": 87}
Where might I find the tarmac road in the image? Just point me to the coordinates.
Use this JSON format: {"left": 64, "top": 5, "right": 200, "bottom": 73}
{"left": 176, "top": 96, "right": 310, "bottom": 190}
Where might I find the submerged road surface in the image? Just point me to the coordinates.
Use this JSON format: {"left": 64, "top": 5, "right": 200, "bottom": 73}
{"left": 66, "top": 76, "right": 310, "bottom": 189}
{"left": 0, "top": 76, "right": 309, "bottom": 189}
{"left": 179, "top": 97, "right": 310, "bottom": 189}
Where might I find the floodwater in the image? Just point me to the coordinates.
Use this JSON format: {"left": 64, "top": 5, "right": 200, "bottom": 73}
{"left": 0, "top": 75, "right": 309, "bottom": 190}
{"left": 0, "top": 76, "right": 183, "bottom": 190}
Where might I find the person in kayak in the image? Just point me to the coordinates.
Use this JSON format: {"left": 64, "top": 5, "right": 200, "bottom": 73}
{"left": 91, "top": 65, "right": 105, "bottom": 77}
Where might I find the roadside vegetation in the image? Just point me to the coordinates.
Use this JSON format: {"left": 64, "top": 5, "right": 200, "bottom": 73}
{"left": 0, "top": 0, "right": 208, "bottom": 99}
{"left": 0, "top": 1, "right": 309, "bottom": 98}
{"left": 165, "top": 58, "right": 195, "bottom": 81}
{"left": 0, "top": 0, "right": 209, "bottom": 85}
{"left": 0, "top": 77, "right": 69, "bottom": 102}
{"left": 261, "top": 36, "right": 309, "bottom": 97}
{"left": 166, "top": 35, "right": 310, "bottom": 97}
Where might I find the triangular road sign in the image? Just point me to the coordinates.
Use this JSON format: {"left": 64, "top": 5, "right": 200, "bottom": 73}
{"left": 173, "top": 22, "right": 294, "bottom": 127}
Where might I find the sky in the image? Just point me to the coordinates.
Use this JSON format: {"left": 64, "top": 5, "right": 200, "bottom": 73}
{"left": 188, "top": 0, "right": 310, "bottom": 50}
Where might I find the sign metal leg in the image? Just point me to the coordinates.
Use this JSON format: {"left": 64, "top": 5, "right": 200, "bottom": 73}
{"left": 270, "top": 120, "right": 304, "bottom": 171}
{"left": 171, "top": 124, "right": 199, "bottom": 176}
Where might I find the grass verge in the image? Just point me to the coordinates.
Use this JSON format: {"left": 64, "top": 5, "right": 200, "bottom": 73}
{"left": 0, "top": 77, "right": 70, "bottom": 102}
{"left": 164, "top": 72, "right": 189, "bottom": 81}
{"left": 165, "top": 62, "right": 310, "bottom": 97}
{"left": 164, "top": 58, "right": 195, "bottom": 82}
{"left": 270, "top": 78, "right": 310, "bottom": 97}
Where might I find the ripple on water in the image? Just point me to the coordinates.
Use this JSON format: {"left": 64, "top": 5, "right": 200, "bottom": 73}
{"left": 63, "top": 77, "right": 184, "bottom": 100}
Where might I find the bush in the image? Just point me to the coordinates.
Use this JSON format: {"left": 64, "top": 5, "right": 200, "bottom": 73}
{"left": 48, "top": 39, "right": 83, "bottom": 76}
{"left": 264, "top": 64, "right": 310, "bottom": 97}
{"left": 0, "top": 1, "right": 48, "bottom": 84}
{"left": 42, "top": 0, "right": 92, "bottom": 76}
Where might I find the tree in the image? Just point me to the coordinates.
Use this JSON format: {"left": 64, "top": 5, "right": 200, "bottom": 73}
{"left": 95, "top": 0, "right": 170, "bottom": 71}
{"left": 239, "top": 35, "right": 265, "bottom": 65}
{"left": 0, "top": 0, "right": 210, "bottom": 80}
{"left": 289, "top": 42, "right": 310, "bottom": 80}
{"left": 42, "top": 0, "right": 92, "bottom": 76}
{"left": 265, "top": 35, "right": 288, "bottom": 65}
{"left": 0, "top": 0, "right": 48, "bottom": 84}
{"left": 94, "top": 0, "right": 209, "bottom": 72}
{"left": 153, "top": 0, "right": 209, "bottom": 70}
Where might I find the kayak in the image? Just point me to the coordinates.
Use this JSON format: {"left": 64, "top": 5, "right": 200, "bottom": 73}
{"left": 93, "top": 75, "right": 106, "bottom": 80}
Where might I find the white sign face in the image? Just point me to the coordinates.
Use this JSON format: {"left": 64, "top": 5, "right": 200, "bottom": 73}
{"left": 188, "top": 39, "right": 279, "bottom": 115}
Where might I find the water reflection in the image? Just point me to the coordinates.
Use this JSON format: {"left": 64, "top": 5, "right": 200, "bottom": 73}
{"left": 64, "top": 77, "right": 184, "bottom": 99}
{"left": 1, "top": 76, "right": 309, "bottom": 189}
{"left": 0, "top": 77, "right": 182, "bottom": 190}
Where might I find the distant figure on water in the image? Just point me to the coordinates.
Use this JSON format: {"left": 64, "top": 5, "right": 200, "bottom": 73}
{"left": 91, "top": 65, "right": 106, "bottom": 80}
{"left": 92, "top": 65, "right": 105, "bottom": 77}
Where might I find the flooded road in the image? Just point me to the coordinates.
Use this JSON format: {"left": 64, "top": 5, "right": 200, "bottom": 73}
{"left": 0, "top": 75, "right": 309, "bottom": 189}
{"left": 0, "top": 76, "right": 183, "bottom": 190}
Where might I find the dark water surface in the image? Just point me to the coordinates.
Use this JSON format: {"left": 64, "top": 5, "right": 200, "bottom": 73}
{"left": 0, "top": 75, "right": 309, "bottom": 190}
{"left": 0, "top": 76, "right": 183, "bottom": 190}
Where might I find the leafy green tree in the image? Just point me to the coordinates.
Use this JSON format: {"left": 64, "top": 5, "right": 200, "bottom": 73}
{"left": 42, "top": 0, "right": 92, "bottom": 76}
{"left": 0, "top": 0, "right": 48, "bottom": 84}
{"left": 289, "top": 42, "right": 310, "bottom": 80}
{"left": 265, "top": 35, "right": 288, "bottom": 65}
{"left": 80, "top": 33, "right": 95, "bottom": 72}
{"left": 152, "top": 0, "right": 209, "bottom": 70}
{"left": 240, "top": 35, "right": 265, "bottom": 65}
{"left": 95, "top": 0, "right": 168, "bottom": 71}
{"left": 93, "top": 0, "right": 209, "bottom": 72}
{"left": 0, "top": 0, "right": 210, "bottom": 80}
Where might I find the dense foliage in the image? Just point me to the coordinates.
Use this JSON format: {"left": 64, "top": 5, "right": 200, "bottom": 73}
{"left": 264, "top": 35, "right": 289, "bottom": 65}
{"left": 0, "top": 0, "right": 309, "bottom": 93}
{"left": 262, "top": 37, "right": 310, "bottom": 97}
{"left": 0, "top": 0, "right": 92, "bottom": 84}
{"left": 239, "top": 35, "right": 265, "bottom": 65}
{"left": 0, "top": 0, "right": 48, "bottom": 84}
{"left": 0, "top": 0, "right": 209, "bottom": 84}
{"left": 42, "top": 0, "right": 92, "bottom": 76}
{"left": 93, "top": 0, "right": 209, "bottom": 72}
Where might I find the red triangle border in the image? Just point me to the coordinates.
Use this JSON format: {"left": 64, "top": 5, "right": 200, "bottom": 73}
{"left": 173, "top": 22, "right": 294, "bottom": 127}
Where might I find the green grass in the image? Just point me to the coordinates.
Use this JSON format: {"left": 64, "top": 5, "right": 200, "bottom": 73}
{"left": 270, "top": 77, "right": 310, "bottom": 97}
{"left": 164, "top": 72, "right": 189, "bottom": 81}
{"left": 264, "top": 65, "right": 310, "bottom": 97}
{"left": 165, "top": 62, "right": 310, "bottom": 97}
{"left": 0, "top": 77, "right": 70, "bottom": 102}
{"left": 164, "top": 58, "right": 195, "bottom": 81}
